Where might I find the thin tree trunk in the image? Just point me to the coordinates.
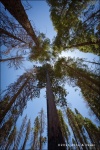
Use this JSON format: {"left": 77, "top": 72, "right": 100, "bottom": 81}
{"left": 0, "top": 77, "right": 30, "bottom": 124}
{"left": 0, "top": 28, "right": 26, "bottom": 43}
{"left": 39, "top": 116, "right": 42, "bottom": 150}
{"left": 68, "top": 119, "right": 80, "bottom": 150}
{"left": 1, "top": 0, "right": 40, "bottom": 47}
{"left": 64, "top": 40, "right": 100, "bottom": 49}
{"left": 22, "top": 120, "right": 30, "bottom": 150}
{"left": 83, "top": 60, "right": 100, "bottom": 65}
{"left": 83, "top": 10, "right": 100, "bottom": 24}
{"left": 46, "top": 71, "right": 66, "bottom": 150}
{"left": 14, "top": 116, "right": 27, "bottom": 150}
{"left": 78, "top": 59, "right": 100, "bottom": 65}
{"left": 22, "top": 136, "right": 27, "bottom": 150}
{"left": 67, "top": 109, "right": 86, "bottom": 150}
{"left": 0, "top": 56, "right": 24, "bottom": 62}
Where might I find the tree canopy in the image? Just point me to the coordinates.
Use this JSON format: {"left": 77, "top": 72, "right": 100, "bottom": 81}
{"left": 0, "top": 0, "right": 100, "bottom": 149}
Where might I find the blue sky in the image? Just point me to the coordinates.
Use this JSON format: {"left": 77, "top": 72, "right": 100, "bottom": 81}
{"left": 0, "top": 1, "right": 99, "bottom": 149}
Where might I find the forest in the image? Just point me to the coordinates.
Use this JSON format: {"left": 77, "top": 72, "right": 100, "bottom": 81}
{"left": 0, "top": 0, "right": 100, "bottom": 150}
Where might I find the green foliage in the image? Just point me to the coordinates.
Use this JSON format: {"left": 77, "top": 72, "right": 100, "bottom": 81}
{"left": 0, "top": 117, "right": 14, "bottom": 144}
{"left": 53, "top": 86, "right": 67, "bottom": 107}
{"left": 47, "top": 0, "right": 99, "bottom": 55}
{"left": 31, "top": 109, "right": 46, "bottom": 150}
{"left": 36, "top": 64, "right": 67, "bottom": 107}
{"left": 33, "top": 117, "right": 40, "bottom": 136}
{"left": 29, "top": 33, "right": 51, "bottom": 62}
{"left": 57, "top": 109, "right": 70, "bottom": 142}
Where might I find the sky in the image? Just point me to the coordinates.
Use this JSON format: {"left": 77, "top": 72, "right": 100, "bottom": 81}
{"left": 0, "top": 1, "right": 100, "bottom": 149}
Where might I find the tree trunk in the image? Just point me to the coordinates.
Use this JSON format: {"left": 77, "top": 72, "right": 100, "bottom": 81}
{"left": 84, "top": 127, "right": 98, "bottom": 150}
{"left": 64, "top": 39, "right": 100, "bottom": 49}
{"left": 84, "top": 60, "right": 100, "bottom": 65}
{"left": 46, "top": 71, "right": 66, "bottom": 150}
{"left": 22, "top": 136, "right": 27, "bottom": 150}
{"left": 68, "top": 118, "right": 80, "bottom": 150}
{"left": 0, "top": 77, "right": 30, "bottom": 124}
{"left": 22, "top": 120, "right": 30, "bottom": 150}
{"left": 1, "top": 0, "right": 40, "bottom": 47}
{"left": 0, "top": 56, "right": 24, "bottom": 62}
{"left": 14, "top": 116, "right": 27, "bottom": 150}
{"left": 67, "top": 109, "right": 86, "bottom": 150}
{"left": 83, "top": 10, "right": 100, "bottom": 24}
{"left": 0, "top": 28, "right": 26, "bottom": 43}
{"left": 39, "top": 117, "right": 42, "bottom": 150}
{"left": 79, "top": 59, "right": 100, "bottom": 65}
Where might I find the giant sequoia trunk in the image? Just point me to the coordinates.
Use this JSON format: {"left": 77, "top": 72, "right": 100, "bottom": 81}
{"left": 0, "top": 77, "right": 30, "bottom": 124}
{"left": 0, "top": 28, "right": 26, "bottom": 43}
{"left": 1, "top": 0, "right": 40, "bottom": 47}
{"left": 46, "top": 71, "right": 66, "bottom": 150}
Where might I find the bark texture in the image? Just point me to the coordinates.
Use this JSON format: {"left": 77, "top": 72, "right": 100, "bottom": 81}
{"left": 46, "top": 71, "right": 66, "bottom": 150}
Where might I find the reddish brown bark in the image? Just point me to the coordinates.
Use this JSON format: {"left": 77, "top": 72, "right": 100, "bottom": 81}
{"left": 46, "top": 71, "right": 66, "bottom": 150}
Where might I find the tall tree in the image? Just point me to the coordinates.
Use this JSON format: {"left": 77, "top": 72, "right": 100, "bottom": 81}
{"left": 75, "top": 108, "right": 100, "bottom": 150}
{"left": 31, "top": 116, "right": 40, "bottom": 150}
{"left": 31, "top": 109, "right": 46, "bottom": 150}
{"left": 0, "top": 8, "right": 33, "bottom": 55}
{"left": 57, "top": 109, "right": 70, "bottom": 146}
{"left": 46, "top": 68, "right": 66, "bottom": 149}
{"left": 74, "top": 109, "right": 90, "bottom": 150}
{"left": 5, "top": 126, "right": 17, "bottom": 150}
{"left": 34, "top": 64, "right": 67, "bottom": 149}
{"left": 0, "top": 69, "right": 40, "bottom": 125}
{"left": 84, "top": 117, "right": 100, "bottom": 149}
{"left": 77, "top": 80, "right": 100, "bottom": 121}
{"left": 38, "top": 108, "right": 46, "bottom": 150}
{"left": 1, "top": 0, "right": 40, "bottom": 47}
{"left": 55, "top": 57, "right": 100, "bottom": 93}
{"left": 14, "top": 115, "right": 27, "bottom": 150}
{"left": 55, "top": 57, "right": 100, "bottom": 119}
{"left": 47, "top": 0, "right": 99, "bottom": 55}
{"left": 67, "top": 108, "right": 87, "bottom": 150}
{"left": 21, "top": 119, "right": 31, "bottom": 150}
{"left": 0, "top": 116, "right": 14, "bottom": 148}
